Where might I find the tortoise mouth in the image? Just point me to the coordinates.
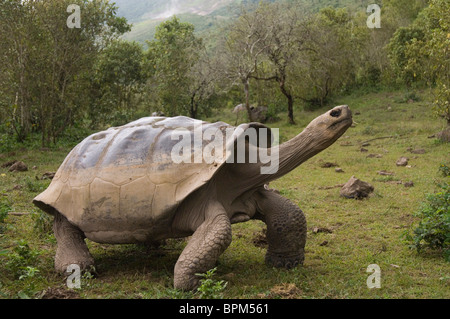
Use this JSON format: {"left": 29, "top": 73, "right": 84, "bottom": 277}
{"left": 265, "top": 251, "right": 304, "bottom": 269}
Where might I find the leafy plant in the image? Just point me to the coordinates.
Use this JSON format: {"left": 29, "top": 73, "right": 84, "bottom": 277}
{"left": 0, "top": 201, "right": 11, "bottom": 234}
{"left": 438, "top": 163, "right": 450, "bottom": 177}
{"left": 5, "top": 240, "right": 41, "bottom": 279}
{"left": 404, "top": 183, "right": 450, "bottom": 261}
{"left": 195, "top": 267, "right": 228, "bottom": 299}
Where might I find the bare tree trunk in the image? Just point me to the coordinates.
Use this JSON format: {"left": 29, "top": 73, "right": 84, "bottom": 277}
{"left": 279, "top": 78, "right": 295, "bottom": 125}
{"left": 243, "top": 78, "right": 253, "bottom": 122}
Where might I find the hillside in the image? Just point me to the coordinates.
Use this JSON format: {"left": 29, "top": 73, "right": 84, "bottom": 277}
{"left": 114, "top": 0, "right": 371, "bottom": 43}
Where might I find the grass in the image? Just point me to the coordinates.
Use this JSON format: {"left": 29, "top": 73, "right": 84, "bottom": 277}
{"left": 0, "top": 89, "right": 449, "bottom": 299}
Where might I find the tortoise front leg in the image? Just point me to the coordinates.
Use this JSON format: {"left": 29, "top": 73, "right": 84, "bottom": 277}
{"left": 174, "top": 212, "right": 232, "bottom": 291}
{"left": 255, "top": 190, "right": 307, "bottom": 269}
{"left": 53, "top": 212, "right": 95, "bottom": 273}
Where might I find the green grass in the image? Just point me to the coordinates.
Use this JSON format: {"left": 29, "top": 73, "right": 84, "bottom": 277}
{"left": 0, "top": 89, "right": 449, "bottom": 299}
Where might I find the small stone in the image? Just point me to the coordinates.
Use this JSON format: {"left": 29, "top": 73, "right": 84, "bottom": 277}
{"left": 319, "top": 241, "right": 329, "bottom": 246}
{"left": 410, "top": 148, "right": 426, "bottom": 154}
{"left": 377, "top": 170, "right": 394, "bottom": 176}
{"left": 320, "top": 162, "right": 338, "bottom": 168}
{"left": 404, "top": 181, "right": 414, "bottom": 188}
{"left": 396, "top": 157, "right": 409, "bottom": 166}
{"left": 335, "top": 167, "right": 344, "bottom": 173}
{"left": 367, "top": 153, "right": 383, "bottom": 158}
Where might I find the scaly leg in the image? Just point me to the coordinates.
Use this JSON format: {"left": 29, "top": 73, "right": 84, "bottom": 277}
{"left": 174, "top": 212, "right": 232, "bottom": 290}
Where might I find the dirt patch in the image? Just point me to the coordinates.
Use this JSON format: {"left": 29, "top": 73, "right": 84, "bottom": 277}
{"left": 252, "top": 229, "right": 268, "bottom": 248}
{"left": 40, "top": 287, "right": 80, "bottom": 299}
{"left": 269, "top": 283, "right": 302, "bottom": 299}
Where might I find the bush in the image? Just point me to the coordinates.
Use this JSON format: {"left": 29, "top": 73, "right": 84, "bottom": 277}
{"left": 5, "top": 240, "right": 41, "bottom": 280}
{"left": 405, "top": 183, "right": 450, "bottom": 261}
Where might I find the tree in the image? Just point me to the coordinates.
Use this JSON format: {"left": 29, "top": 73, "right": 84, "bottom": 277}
{"left": 89, "top": 40, "right": 145, "bottom": 128}
{"left": 294, "top": 7, "right": 362, "bottom": 108}
{"left": 391, "top": 0, "right": 450, "bottom": 126}
{"left": 216, "top": 5, "right": 271, "bottom": 122}
{"left": 145, "top": 17, "right": 206, "bottom": 118}
{"left": 251, "top": 2, "right": 312, "bottom": 124}
{"left": 0, "top": 0, "right": 130, "bottom": 146}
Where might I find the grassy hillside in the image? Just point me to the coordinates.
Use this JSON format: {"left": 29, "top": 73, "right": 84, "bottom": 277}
{"left": 118, "top": 0, "right": 373, "bottom": 43}
{"left": 0, "top": 89, "right": 449, "bottom": 299}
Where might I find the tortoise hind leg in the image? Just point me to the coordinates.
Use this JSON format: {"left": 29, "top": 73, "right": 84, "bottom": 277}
{"left": 53, "top": 212, "right": 95, "bottom": 273}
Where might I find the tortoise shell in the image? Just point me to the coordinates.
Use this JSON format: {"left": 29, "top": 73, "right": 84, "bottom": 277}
{"left": 33, "top": 116, "right": 264, "bottom": 243}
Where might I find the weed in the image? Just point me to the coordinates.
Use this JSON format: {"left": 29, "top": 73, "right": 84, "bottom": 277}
{"left": 0, "top": 201, "right": 10, "bottom": 234}
{"left": 195, "top": 267, "right": 228, "bottom": 299}
{"left": 439, "top": 163, "right": 450, "bottom": 177}
{"left": 32, "top": 211, "right": 53, "bottom": 237}
{"left": 5, "top": 240, "right": 41, "bottom": 280}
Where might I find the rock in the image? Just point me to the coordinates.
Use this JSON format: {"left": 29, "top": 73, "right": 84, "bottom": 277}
{"left": 8, "top": 161, "right": 28, "bottom": 172}
{"left": 340, "top": 176, "right": 374, "bottom": 199}
{"left": 250, "top": 106, "right": 268, "bottom": 123}
{"left": 41, "top": 172, "right": 56, "bottom": 180}
{"left": 436, "top": 127, "right": 450, "bottom": 142}
{"left": 313, "top": 227, "right": 333, "bottom": 234}
{"left": 377, "top": 170, "right": 395, "bottom": 176}
{"left": 1, "top": 160, "right": 18, "bottom": 168}
{"left": 396, "top": 157, "right": 409, "bottom": 166}
{"left": 320, "top": 162, "right": 338, "bottom": 168}
{"left": 360, "top": 148, "right": 368, "bottom": 152}
{"left": 404, "top": 181, "right": 414, "bottom": 188}
{"left": 367, "top": 153, "right": 383, "bottom": 158}
{"left": 319, "top": 241, "right": 329, "bottom": 246}
{"left": 335, "top": 167, "right": 344, "bottom": 173}
{"left": 410, "top": 148, "right": 426, "bottom": 154}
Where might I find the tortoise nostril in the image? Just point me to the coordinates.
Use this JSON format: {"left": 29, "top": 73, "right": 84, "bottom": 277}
{"left": 330, "top": 109, "right": 341, "bottom": 118}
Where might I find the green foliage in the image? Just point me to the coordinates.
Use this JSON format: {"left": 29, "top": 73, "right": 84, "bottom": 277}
{"left": 5, "top": 240, "right": 41, "bottom": 280}
{"left": 195, "top": 267, "right": 228, "bottom": 299}
{"left": 89, "top": 39, "right": 145, "bottom": 129}
{"left": 405, "top": 183, "right": 450, "bottom": 261}
{"left": 439, "top": 164, "right": 450, "bottom": 177}
{"left": 391, "top": 0, "right": 450, "bottom": 123}
{"left": 0, "top": 0, "right": 131, "bottom": 146}
{"left": 0, "top": 201, "right": 11, "bottom": 234}
{"left": 32, "top": 211, "right": 53, "bottom": 238}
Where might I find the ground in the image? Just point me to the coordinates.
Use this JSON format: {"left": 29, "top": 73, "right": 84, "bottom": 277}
{"left": 0, "top": 89, "right": 449, "bottom": 299}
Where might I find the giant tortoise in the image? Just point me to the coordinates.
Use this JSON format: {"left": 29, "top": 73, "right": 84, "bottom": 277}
{"left": 33, "top": 105, "right": 352, "bottom": 290}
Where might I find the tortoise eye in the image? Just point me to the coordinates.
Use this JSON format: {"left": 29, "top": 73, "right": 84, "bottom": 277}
{"left": 330, "top": 109, "right": 341, "bottom": 118}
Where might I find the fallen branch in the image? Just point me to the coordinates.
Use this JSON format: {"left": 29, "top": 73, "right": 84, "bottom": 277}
{"left": 7, "top": 212, "right": 31, "bottom": 216}
{"left": 318, "top": 184, "right": 345, "bottom": 190}
{"left": 360, "top": 136, "right": 395, "bottom": 144}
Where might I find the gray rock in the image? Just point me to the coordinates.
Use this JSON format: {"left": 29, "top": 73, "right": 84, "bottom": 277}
{"left": 340, "top": 176, "right": 374, "bottom": 199}
{"left": 396, "top": 157, "right": 409, "bottom": 166}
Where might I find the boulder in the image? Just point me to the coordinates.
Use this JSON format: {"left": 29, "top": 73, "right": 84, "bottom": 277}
{"left": 340, "top": 176, "right": 374, "bottom": 199}
{"left": 8, "top": 161, "right": 28, "bottom": 172}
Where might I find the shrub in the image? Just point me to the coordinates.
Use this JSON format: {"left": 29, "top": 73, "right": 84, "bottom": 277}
{"left": 405, "top": 183, "right": 450, "bottom": 261}
{"left": 5, "top": 240, "right": 41, "bottom": 279}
